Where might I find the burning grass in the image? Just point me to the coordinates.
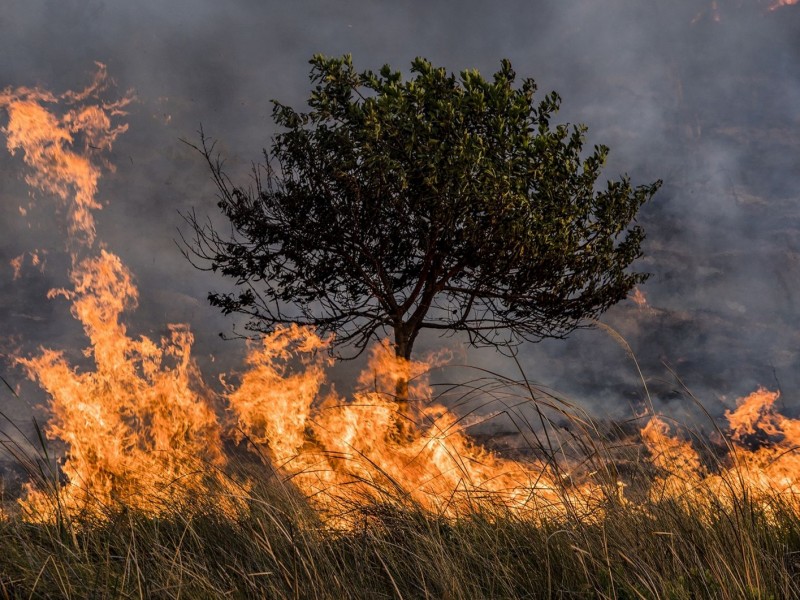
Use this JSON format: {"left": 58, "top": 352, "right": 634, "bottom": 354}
{"left": 3, "top": 395, "right": 800, "bottom": 599}
{"left": 4, "top": 322, "right": 800, "bottom": 598}
{"left": 5, "top": 64, "right": 800, "bottom": 599}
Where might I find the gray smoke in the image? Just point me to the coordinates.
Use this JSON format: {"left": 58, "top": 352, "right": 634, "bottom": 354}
{"left": 1, "top": 0, "right": 799, "bottom": 435}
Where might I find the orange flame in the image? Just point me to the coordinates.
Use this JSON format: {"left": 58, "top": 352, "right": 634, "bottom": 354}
{"left": 769, "top": 0, "right": 799, "bottom": 10}
{"left": 8, "top": 65, "right": 800, "bottom": 530}
{"left": 0, "top": 63, "right": 132, "bottom": 246}
{"left": 9, "top": 254, "right": 24, "bottom": 280}
{"left": 2, "top": 66, "right": 241, "bottom": 522}
{"left": 228, "top": 333, "right": 605, "bottom": 523}
{"left": 641, "top": 416, "right": 705, "bottom": 502}
{"left": 18, "top": 251, "right": 238, "bottom": 520}
{"left": 10, "top": 250, "right": 47, "bottom": 280}
{"left": 726, "top": 389, "right": 800, "bottom": 498}
{"left": 641, "top": 388, "right": 800, "bottom": 515}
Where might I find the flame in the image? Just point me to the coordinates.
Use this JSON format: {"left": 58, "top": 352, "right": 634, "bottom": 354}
{"left": 7, "top": 64, "right": 800, "bottom": 530}
{"left": 227, "top": 324, "right": 332, "bottom": 465}
{"left": 9, "top": 254, "right": 24, "bottom": 280}
{"left": 2, "top": 66, "right": 241, "bottom": 522}
{"left": 10, "top": 250, "right": 47, "bottom": 280}
{"left": 691, "top": 1, "right": 722, "bottom": 24}
{"left": 641, "top": 388, "right": 800, "bottom": 516}
{"left": 769, "top": 0, "right": 799, "bottom": 10}
{"left": 725, "top": 389, "right": 800, "bottom": 497}
{"left": 0, "top": 63, "right": 132, "bottom": 246}
{"left": 691, "top": 0, "right": 797, "bottom": 21}
{"left": 629, "top": 287, "right": 649, "bottom": 310}
{"left": 228, "top": 333, "right": 605, "bottom": 524}
{"left": 641, "top": 416, "right": 705, "bottom": 502}
{"left": 18, "top": 251, "right": 238, "bottom": 520}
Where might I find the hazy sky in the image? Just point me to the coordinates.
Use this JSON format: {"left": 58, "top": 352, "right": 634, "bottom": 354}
{"left": 2, "top": 0, "right": 800, "bottom": 428}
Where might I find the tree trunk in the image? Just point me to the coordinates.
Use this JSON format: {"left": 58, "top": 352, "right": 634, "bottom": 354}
{"left": 391, "top": 323, "right": 415, "bottom": 442}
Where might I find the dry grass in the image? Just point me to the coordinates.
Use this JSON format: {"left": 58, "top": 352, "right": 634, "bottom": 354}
{"left": 1, "top": 373, "right": 800, "bottom": 599}
{"left": 1, "top": 478, "right": 799, "bottom": 599}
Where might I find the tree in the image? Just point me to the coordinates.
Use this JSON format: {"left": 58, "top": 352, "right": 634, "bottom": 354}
{"left": 185, "top": 54, "right": 660, "bottom": 370}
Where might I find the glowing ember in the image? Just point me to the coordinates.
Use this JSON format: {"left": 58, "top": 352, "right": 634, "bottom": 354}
{"left": 9, "top": 254, "right": 24, "bottom": 280}
{"left": 769, "top": 0, "right": 799, "bottom": 10}
{"left": 629, "top": 287, "right": 649, "bottom": 309}
{"left": 691, "top": 1, "right": 722, "bottom": 24}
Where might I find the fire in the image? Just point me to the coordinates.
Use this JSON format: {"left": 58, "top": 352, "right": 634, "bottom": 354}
{"left": 691, "top": 0, "right": 797, "bottom": 21}
{"left": 641, "top": 416, "right": 705, "bottom": 502}
{"left": 10, "top": 251, "right": 48, "bottom": 280}
{"left": 9, "top": 254, "right": 24, "bottom": 280}
{"left": 18, "top": 251, "right": 238, "bottom": 520}
{"left": 2, "top": 66, "right": 241, "bottom": 522}
{"left": 5, "top": 64, "right": 800, "bottom": 530}
{"left": 641, "top": 388, "right": 800, "bottom": 515}
{"left": 0, "top": 64, "right": 131, "bottom": 246}
{"left": 691, "top": 1, "right": 722, "bottom": 24}
{"left": 726, "top": 389, "right": 800, "bottom": 497}
{"left": 228, "top": 333, "right": 605, "bottom": 523}
{"left": 769, "top": 0, "right": 799, "bottom": 10}
{"left": 227, "top": 324, "right": 332, "bottom": 466}
{"left": 629, "top": 287, "right": 649, "bottom": 309}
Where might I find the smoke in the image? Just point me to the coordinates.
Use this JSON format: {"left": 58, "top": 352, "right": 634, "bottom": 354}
{"left": 1, "top": 0, "right": 800, "bottom": 430}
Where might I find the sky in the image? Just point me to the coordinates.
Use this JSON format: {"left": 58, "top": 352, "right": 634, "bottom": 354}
{"left": 1, "top": 0, "right": 800, "bottom": 432}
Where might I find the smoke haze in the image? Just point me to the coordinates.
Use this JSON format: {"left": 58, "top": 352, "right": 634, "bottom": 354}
{"left": 2, "top": 0, "right": 800, "bottom": 431}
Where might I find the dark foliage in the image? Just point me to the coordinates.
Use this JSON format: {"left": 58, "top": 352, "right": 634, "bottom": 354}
{"left": 184, "top": 55, "right": 660, "bottom": 359}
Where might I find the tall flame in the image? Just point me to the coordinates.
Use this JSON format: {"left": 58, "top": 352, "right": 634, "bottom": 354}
{"left": 16, "top": 251, "right": 238, "bottom": 520}
{"left": 5, "top": 64, "right": 800, "bottom": 529}
{"left": 228, "top": 333, "right": 605, "bottom": 523}
{"left": 2, "top": 66, "right": 241, "bottom": 521}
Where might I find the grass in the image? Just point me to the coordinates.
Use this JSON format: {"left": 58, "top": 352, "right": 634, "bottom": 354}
{"left": 1, "top": 371, "right": 800, "bottom": 598}
{"left": 1, "top": 478, "right": 800, "bottom": 598}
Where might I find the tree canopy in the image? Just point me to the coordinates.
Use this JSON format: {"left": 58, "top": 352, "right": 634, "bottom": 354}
{"left": 185, "top": 54, "right": 661, "bottom": 362}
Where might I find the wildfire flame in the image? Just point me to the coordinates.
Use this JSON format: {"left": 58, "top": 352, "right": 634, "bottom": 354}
{"left": 9, "top": 254, "right": 24, "bottom": 280}
{"left": 691, "top": 0, "right": 798, "bottom": 22}
{"left": 4, "top": 65, "right": 800, "bottom": 529}
{"left": 769, "top": 0, "right": 799, "bottom": 10}
{"left": 1, "top": 66, "right": 241, "bottom": 522}
{"left": 10, "top": 250, "right": 47, "bottom": 280}
{"left": 17, "top": 251, "right": 243, "bottom": 520}
{"left": 629, "top": 287, "right": 650, "bottom": 310}
{"left": 0, "top": 63, "right": 131, "bottom": 247}
{"left": 229, "top": 331, "right": 605, "bottom": 523}
{"left": 642, "top": 388, "right": 800, "bottom": 516}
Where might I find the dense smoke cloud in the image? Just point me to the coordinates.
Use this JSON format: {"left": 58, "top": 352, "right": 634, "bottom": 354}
{"left": 1, "top": 0, "right": 799, "bottom": 432}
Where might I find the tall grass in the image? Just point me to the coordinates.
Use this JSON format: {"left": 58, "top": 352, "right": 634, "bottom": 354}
{"left": 1, "top": 373, "right": 800, "bottom": 599}
{"left": 2, "top": 480, "right": 799, "bottom": 598}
